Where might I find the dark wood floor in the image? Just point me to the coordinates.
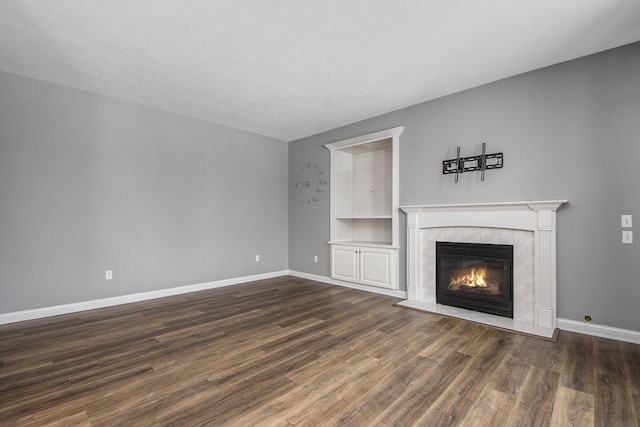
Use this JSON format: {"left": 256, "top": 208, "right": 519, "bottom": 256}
{"left": 1, "top": 276, "right": 638, "bottom": 426}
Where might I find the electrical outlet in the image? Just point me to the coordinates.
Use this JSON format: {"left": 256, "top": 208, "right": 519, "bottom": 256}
{"left": 623, "top": 231, "right": 633, "bottom": 244}
{"left": 105, "top": 270, "right": 113, "bottom": 280}
{"left": 622, "top": 215, "right": 633, "bottom": 228}
{"left": 314, "top": 255, "right": 318, "bottom": 263}
{"left": 255, "top": 255, "right": 260, "bottom": 262}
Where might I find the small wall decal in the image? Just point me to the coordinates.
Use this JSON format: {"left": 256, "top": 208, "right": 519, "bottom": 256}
{"left": 295, "top": 163, "right": 326, "bottom": 205}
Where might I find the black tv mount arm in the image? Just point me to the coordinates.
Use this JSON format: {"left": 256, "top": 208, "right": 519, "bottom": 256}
{"left": 442, "top": 143, "right": 503, "bottom": 182}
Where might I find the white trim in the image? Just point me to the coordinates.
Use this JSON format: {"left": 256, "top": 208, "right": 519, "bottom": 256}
{"left": 290, "top": 272, "right": 640, "bottom": 344}
{"left": 3, "top": 269, "right": 638, "bottom": 344}
{"left": 0, "top": 270, "right": 289, "bottom": 325}
{"left": 289, "top": 270, "right": 407, "bottom": 299}
{"left": 557, "top": 318, "right": 640, "bottom": 345}
{"left": 400, "top": 200, "right": 568, "bottom": 212}
{"left": 324, "top": 126, "right": 404, "bottom": 151}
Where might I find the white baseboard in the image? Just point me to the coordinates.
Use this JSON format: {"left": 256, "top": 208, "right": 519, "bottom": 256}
{"left": 288, "top": 270, "right": 407, "bottom": 299}
{"left": 292, "top": 272, "right": 639, "bottom": 344}
{"left": 4, "top": 271, "right": 637, "bottom": 345}
{"left": 557, "top": 318, "right": 640, "bottom": 344}
{"left": 0, "top": 270, "right": 290, "bottom": 325}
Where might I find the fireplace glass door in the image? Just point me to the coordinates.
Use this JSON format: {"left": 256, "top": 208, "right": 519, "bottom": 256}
{"left": 436, "top": 241, "right": 513, "bottom": 318}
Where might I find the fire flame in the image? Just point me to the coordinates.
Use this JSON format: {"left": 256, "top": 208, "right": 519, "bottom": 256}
{"left": 450, "top": 267, "right": 488, "bottom": 288}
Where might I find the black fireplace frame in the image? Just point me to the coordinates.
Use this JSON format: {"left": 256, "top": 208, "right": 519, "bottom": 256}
{"left": 436, "top": 241, "right": 514, "bottom": 318}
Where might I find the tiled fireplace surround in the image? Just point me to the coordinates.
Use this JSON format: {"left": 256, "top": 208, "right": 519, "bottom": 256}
{"left": 399, "top": 201, "right": 567, "bottom": 339}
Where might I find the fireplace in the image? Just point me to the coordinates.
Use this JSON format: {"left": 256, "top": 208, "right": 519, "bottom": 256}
{"left": 436, "top": 242, "right": 513, "bottom": 318}
{"left": 400, "top": 200, "right": 567, "bottom": 338}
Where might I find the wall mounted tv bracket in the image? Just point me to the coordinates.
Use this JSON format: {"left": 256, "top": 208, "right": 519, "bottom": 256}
{"left": 442, "top": 143, "right": 503, "bottom": 182}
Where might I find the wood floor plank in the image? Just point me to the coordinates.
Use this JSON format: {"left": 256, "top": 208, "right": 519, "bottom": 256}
{"left": 550, "top": 386, "right": 594, "bottom": 427}
{"left": 559, "top": 331, "right": 596, "bottom": 395}
{"left": 285, "top": 355, "right": 381, "bottom": 426}
{"left": 375, "top": 350, "right": 471, "bottom": 426}
{"left": 593, "top": 337, "right": 628, "bottom": 380}
{"left": 621, "top": 340, "right": 640, "bottom": 424}
{"left": 329, "top": 355, "right": 439, "bottom": 426}
{"left": 505, "top": 365, "right": 560, "bottom": 426}
{"left": 490, "top": 359, "right": 530, "bottom": 396}
{"left": 413, "top": 331, "right": 513, "bottom": 425}
{"left": 18, "top": 409, "right": 91, "bottom": 427}
{"left": 0, "top": 276, "right": 638, "bottom": 426}
{"left": 459, "top": 388, "right": 516, "bottom": 427}
{"left": 222, "top": 354, "right": 375, "bottom": 426}
{"left": 594, "top": 372, "right": 638, "bottom": 427}
{"left": 507, "top": 333, "right": 564, "bottom": 373}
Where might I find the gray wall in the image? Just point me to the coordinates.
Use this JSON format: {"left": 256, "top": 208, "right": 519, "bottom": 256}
{"left": 289, "top": 42, "right": 640, "bottom": 331}
{"left": 0, "top": 71, "right": 288, "bottom": 313}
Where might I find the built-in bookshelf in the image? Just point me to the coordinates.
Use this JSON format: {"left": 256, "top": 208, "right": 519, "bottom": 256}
{"left": 325, "top": 126, "right": 403, "bottom": 289}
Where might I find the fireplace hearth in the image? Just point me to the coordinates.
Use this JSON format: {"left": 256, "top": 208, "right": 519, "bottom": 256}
{"left": 436, "top": 242, "right": 513, "bottom": 318}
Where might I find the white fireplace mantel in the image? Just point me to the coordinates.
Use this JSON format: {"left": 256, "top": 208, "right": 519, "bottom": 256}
{"left": 400, "top": 200, "right": 567, "bottom": 338}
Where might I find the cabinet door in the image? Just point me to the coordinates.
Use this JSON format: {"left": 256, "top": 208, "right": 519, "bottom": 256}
{"left": 359, "top": 247, "right": 393, "bottom": 288}
{"left": 331, "top": 245, "right": 359, "bottom": 283}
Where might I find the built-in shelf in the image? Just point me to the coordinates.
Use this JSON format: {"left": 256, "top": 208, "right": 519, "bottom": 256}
{"left": 328, "top": 240, "right": 398, "bottom": 248}
{"left": 335, "top": 215, "right": 392, "bottom": 219}
{"left": 325, "top": 126, "right": 403, "bottom": 290}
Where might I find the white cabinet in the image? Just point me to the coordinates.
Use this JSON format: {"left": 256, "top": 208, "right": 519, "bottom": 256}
{"left": 360, "top": 247, "right": 395, "bottom": 288}
{"left": 331, "top": 245, "right": 360, "bottom": 283}
{"left": 331, "top": 245, "right": 397, "bottom": 289}
{"left": 325, "top": 127, "right": 403, "bottom": 290}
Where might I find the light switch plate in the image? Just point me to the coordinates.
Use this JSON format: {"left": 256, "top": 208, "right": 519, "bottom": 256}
{"left": 623, "top": 230, "right": 633, "bottom": 244}
{"left": 622, "top": 215, "right": 632, "bottom": 228}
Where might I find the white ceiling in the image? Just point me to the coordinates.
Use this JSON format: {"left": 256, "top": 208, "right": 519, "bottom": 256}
{"left": 1, "top": 1, "right": 639, "bottom": 142}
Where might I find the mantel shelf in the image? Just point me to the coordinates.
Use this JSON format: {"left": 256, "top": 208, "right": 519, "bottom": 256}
{"left": 400, "top": 200, "right": 568, "bottom": 213}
